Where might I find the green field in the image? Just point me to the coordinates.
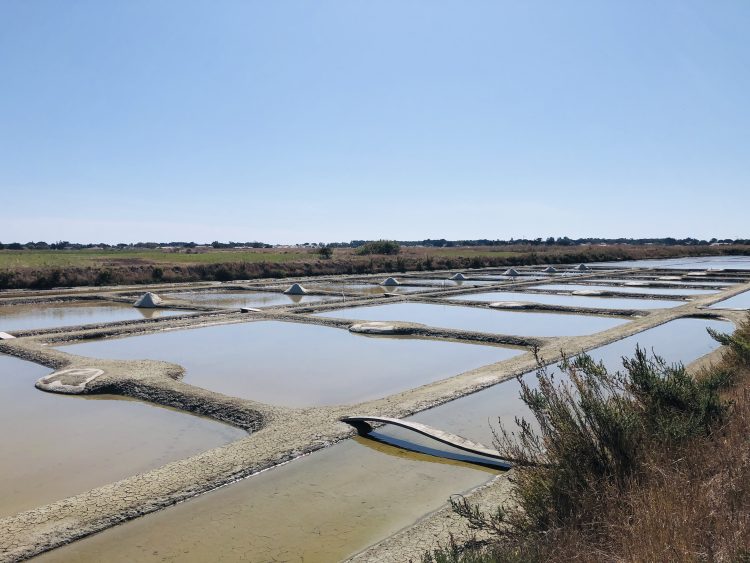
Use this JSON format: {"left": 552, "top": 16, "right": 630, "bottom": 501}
{"left": 0, "top": 249, "right": 312, "bottom": 270}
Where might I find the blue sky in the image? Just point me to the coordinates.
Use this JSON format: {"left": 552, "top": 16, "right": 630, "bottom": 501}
{"left": 1, "top": 1, "right": 748, "bottom": 243}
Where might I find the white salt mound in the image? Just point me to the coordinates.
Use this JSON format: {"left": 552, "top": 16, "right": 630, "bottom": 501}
{"left": 284, "top": 283, "right": 307, "bottom": 295}
{"left": 134, "top": 292, "right": 163, "bottom": 308}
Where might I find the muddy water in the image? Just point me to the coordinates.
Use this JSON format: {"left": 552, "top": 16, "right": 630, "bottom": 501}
{"left": 60, "top": 321, "right": 522, "bottom": 407}
{"left": 530, "top": 283, "right": 717, "bottom": 296}
{"left": 448, "top": 291, "right": 681, "bottom": 310}
{"left": 710, "top": 290, "right": 750, "bottom": 310}
{"left": 0, "top": 354, "right": 246, "bottom": 518}
{"left": 0, "top": 302, "right": 187, "bottom": 333}
{"left": 164, "top": 290, "right": 338, "bottom": 308}
{"left": 315, "top": 302, "right": 628, "bottom": 337}
{"left": 37, "top": 435, "right": 497, "bottom": 563}
{"left": 377, "top": 317, "right": 734, "bottom": 452}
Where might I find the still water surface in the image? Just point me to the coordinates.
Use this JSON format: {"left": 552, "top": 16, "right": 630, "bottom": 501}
{"left": 0, "top": 354, "right": 245, "bottom": 518}
{"left": 315, "top": 302, "right": 628, "bottom": 336}
{"left": 0, "top": 302, "right": 186, "bottom": 332}
{"left": 61, "top": 321, "right": 522, "bottom": 407}
{"left": 448, "top": 291, "right": 681, "bottom": 310}
{"left": 37, "top": 317, "right": 731, "bottom": 562}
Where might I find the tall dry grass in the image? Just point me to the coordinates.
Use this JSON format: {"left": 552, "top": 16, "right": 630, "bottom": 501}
{"left": 425, "top": 316, "right": 750, "bottom": 562}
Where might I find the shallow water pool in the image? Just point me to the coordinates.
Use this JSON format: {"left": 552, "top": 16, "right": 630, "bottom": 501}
{"left": 448, "top": 291, "right": 681, "bottom": 310}
{"left": 0, "top": 354, "right": 246, "bottom": 518}
{"left": 531, "top": 283, "right": 717, "bottom": 296}
{"left": 709, "top": 290, "right": 750, "bottom": 310}
{"left": 164, "top": 290, "right": 337, "bottom": 308}
{"left": 315, "top": 302, "right": 628, "bottom": 337}
{"left": 60, "top": 321, "right": 522, "bottom": 406}
{"left": 0, "top": 301, "right": 187, "bottom": 333}
{"left": 379, "top": 316, "right": 734, "bottom": 451}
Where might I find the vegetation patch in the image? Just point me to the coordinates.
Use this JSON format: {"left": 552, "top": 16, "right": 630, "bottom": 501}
{"left": 1, "top": 244, "right": 749, "bottom": 290}
{"left": 425, "top": 315, "right": 750, "bottom": 562}
{"left": 355, "top": 240, "right": 401, "bottom": 255}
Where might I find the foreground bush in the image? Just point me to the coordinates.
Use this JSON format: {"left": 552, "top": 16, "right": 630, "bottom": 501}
{"left": 425, "top": 317, "right": 750, "bottom": 562}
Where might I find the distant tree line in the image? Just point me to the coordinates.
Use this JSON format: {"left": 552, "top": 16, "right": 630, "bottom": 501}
{"left": 0, "top": 237, "right": 748, "bottom": 251}
{"left": 0, "top": 240, "right": 272, "bottom": 250}
{"left": 390, "top": 237, "right": 750, "bottom": 247}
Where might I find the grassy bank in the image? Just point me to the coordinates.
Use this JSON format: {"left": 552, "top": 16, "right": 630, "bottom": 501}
{"left": 425, "top": 316, "right": 750, "bottom": 562}
{"left": 1, "top": 244, "right": 748, "bottom": 290}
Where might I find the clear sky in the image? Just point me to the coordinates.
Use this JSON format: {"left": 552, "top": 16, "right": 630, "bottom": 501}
{"left": 1, "top": 1, "right": 748, "bottom": 244}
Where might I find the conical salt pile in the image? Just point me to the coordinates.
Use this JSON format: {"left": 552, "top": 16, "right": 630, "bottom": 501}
{"left": 450, "top": 273, "right": 467, "bottom": 280}
{"left": 503, "top": 268, "right": 519, "bottom": 276}
{"left": 134, "top": 292, "right": 163, "bottom": 308}
{"left": 543, "top": 266, "right": 558, "bottom": 273}
{"left": 381, "top": 277, "right": 400, "bottom": 286}
{"left": 284, "top": 283, "right": 307, "bottom": 295}
{"left": 576, "top": 263, "right": 589, "bottom": 271}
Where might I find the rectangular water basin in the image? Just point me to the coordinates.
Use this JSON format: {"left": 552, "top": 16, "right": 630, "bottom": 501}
{"left": 59, "top": 321, "right": 522, "bottom": 407}
{"left": 399, "top": 278, "right": 502, "bottom": 287}
{"left": 381, "top": 316, "right": 734, "bottom": 450}
{"left": 37, "top": 427, "right": 496, "bottom": 563}
{"left": 448, "top": 291, "right": 682, "bottom": 310}
{"left": 0, "top": 301, "right": 188, "bottom": 333}
{"left": 37, "top": 318, "right": 732, "bottom": 563}
{"left": 164, "top": 290, "right": 338, "bottom": 308}
{"left": 0, "top": 354, "right": 246, "bottom": 518}
{"left": 590, "top": 278, "right": 736, "bottom": 287}
{"left": 306, "top": 283, "right": 429, "bottom": 295}
{"left": 590, "top": 256, "right": 750, "bottom": 270}
{"left": 315, "top": 302, "right": 628, "bottom": 337}
{"left": 709, "top": 290, "right": 750, "bottom": 310}
{"left": 531, "top": 283, "right": 717, "bottom": 296}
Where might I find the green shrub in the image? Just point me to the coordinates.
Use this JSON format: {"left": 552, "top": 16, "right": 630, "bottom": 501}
{"left": 356, "top": 240, "right": 400, "bottom": 255}
{"left": 491, "top": 346, "right": 729, "bottom": 533}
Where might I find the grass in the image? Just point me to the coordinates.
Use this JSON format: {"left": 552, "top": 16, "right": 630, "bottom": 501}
{"left": 425, "top": 315, "right": 750, "bottom": 562}
{"left": 0, "top": 248, "right": 312, "bottom": 269}
{"left": 1, "top": 244, "right": 748, "bottom": 290}
{"left": 414, "top": 249, "right": 520, "bottom": 258}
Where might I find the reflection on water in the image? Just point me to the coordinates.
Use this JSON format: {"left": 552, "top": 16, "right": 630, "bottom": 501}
{"left": 0, "top": 302, "right": 187, "bottom": 332}
{"left": 363, "top": 430, "right": 510, "bottom": 470}
{"left": 387, "top": 317, "right": 733, "bottom": 449}
{"left": 449, "top": 291, "right": 681, "bottom": 310}
{"left": 34, "top": 317, "right": 732, "bottom": 562}
{"left": 315, "top": 302, "right": 628, "bottom": 336}
{"left": 531, "top": 283, "right": 717, "bottom": 296}
{"left": 709, "top": 290, "right": 750, "bottom": 310}
{"left": 589, "top": 256, "right": 750, "bottom": 270}
{"left": 60, "top": 321, "right": 522, "bottom": 407}
{"left": 308, "top": 282, "right": 429, "bottom": 295}
{"left": 590, "top": 278, "right": 736, "bottom": 287}
{"left": 165, "top": 291, "right": 336, "bottom": 307}
{"left": 0, "top": 354, "right": 246, "bottom": 518}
